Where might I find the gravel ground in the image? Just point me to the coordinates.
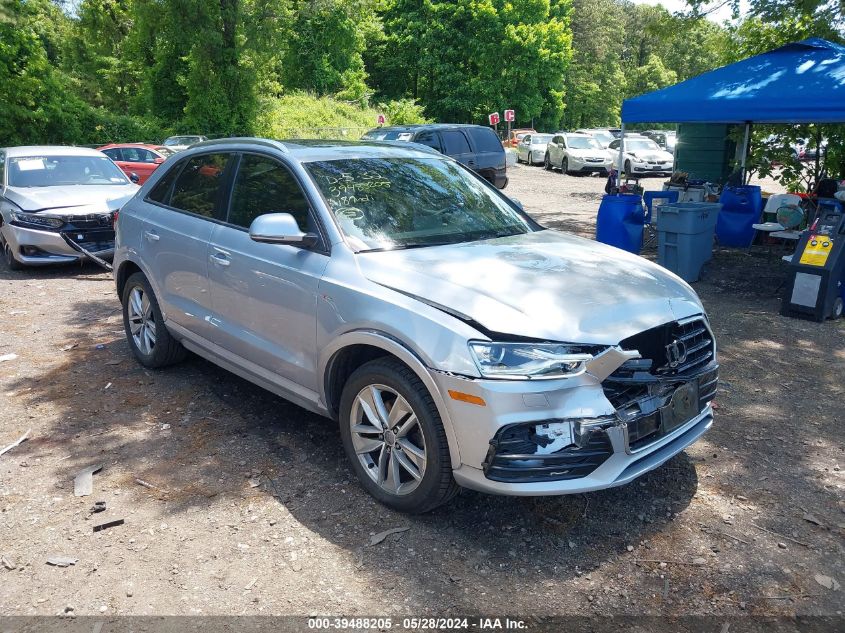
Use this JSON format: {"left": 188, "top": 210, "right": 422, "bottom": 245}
{"left": 0, "top": 165, "right": 842, "bottom": 621}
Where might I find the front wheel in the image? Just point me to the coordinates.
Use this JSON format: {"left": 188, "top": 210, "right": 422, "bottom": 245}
{"left": 121, "top": 272, "right": 186, "bottom": 368}
{"left": 3, "top": 241, "right": 24, "bottom": 271}
{"left": 832, "top": 297, "right": 843, "bottom": 319}
{"left": 543, "top": 154, "right": 552, "bottom": 170}
{"left": 339, "top": 358, "right": 459, "bottom": 513}
{"left": 624, "top": 160, "right": 632, "bottom": 176}
{"left": 561, "top": 158, "right": 569, "bottom": 175}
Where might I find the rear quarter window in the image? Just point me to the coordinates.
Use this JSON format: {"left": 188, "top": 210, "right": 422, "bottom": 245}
{"left": 468, "top": 128, "right": 504, "bottom": 153}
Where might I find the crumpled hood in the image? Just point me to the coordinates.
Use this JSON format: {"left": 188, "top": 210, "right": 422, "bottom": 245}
{"left": 4, "top": 185, "right": 138, "bottom": 214}
{"left": 358, "top": 230, "right": 704, "bottom": 345}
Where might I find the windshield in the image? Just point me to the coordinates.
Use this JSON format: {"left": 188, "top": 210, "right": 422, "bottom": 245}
{"left": 8, "top": 155, "right": 129, "bottom": 187}
{"left": 531, "top": 134, "right": 553, "bottom": 144}
{"left": 566, "top": 135, "right": 601, "bottom": 150}
{"left": 626, "top": 139, "right": 661, "bottom": 151}
{"left": 164, "top": 136, "right": 201, "bottom": 146}
{"left": 306, "top": 158, "right": 535, "bottom": 252}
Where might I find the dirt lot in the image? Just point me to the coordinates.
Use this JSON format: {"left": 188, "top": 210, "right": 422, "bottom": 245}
{"left": 0, "top": 164, "right": 843, "bottom": 621}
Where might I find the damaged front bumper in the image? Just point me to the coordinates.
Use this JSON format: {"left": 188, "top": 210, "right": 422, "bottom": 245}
{"left": 431, "top": 322, "right": 718, "bottom": 496}
{"left": 3, "top": 218, "right": 115, "bottom": 265}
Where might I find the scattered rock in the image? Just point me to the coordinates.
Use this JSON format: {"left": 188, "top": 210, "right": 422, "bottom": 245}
{"left": 1, "top": 555, "right": 15, "bottom": 570}
{"left": 803, "top": 512, "right": 826, "bottom": 528}
{"left": 46, "top": 556, "right": 78, "bottom": 567}
{"left": 0, "top": 353, "right": 17, "bottom": 362}
{"left": 815, "top": 574, "right": 840, "bottom": 591}
{"left": 626, "top": 545, "right": 634, "bottom": 552}
{"left": 692, "top": 557, "right": 707, "bottom": 566}
{"left": 777, "top": 542, "right": 787, "bottom": 549}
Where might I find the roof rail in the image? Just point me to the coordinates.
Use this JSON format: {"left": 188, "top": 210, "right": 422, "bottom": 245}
{"left": 190, "top": 137, "right": 289, "bottom": 153}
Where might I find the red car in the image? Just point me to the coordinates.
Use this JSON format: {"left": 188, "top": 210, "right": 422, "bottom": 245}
{"left": 97, "top": 144, "right": 171, "bottom": 184}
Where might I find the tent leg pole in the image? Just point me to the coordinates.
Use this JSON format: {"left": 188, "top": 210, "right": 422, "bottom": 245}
{"left": 618, "top": 122, "right": 626, "bottom": 186}
{"left": 740, "top": 122, "right": 750, "bottom": 183}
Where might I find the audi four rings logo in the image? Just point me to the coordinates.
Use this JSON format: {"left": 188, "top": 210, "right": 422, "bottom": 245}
{"left": 665, "top": 339, "right": 688, "bottom": 367}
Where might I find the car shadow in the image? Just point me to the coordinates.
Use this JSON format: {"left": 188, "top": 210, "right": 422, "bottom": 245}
{"left": 5, "top": 294, "right": 709, "bottom": 614}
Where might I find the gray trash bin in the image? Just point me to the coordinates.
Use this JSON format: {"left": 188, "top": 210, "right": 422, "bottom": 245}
{"left": 656, "top": 202, "right": 721, "bottom": 282}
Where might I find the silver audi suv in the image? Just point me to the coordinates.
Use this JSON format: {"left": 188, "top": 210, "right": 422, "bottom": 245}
{"left": 113, "top": 138, "right": 718, "bottom": 513}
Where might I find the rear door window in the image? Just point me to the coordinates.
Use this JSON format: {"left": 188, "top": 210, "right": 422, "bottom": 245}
{"left": 467, "top": 128, "right": 503, "bottom": 153}
{"left": 441, "top": 130, "right": 472, "bottom": 156}
{"left": 102, "top": 148, "right": 123, "bottom": 161}
{"left": 147, "top": 159, "right": 186, "bottom": 205}
{"left": 169, "top": 153, "right": 231, "bottom": 219}
{"left": 413, "top": 131, "right": 442, "bottom": 152}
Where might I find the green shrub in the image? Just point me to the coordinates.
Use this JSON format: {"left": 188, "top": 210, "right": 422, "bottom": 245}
{"left": 254, "top": 93, "right": 431, "bottom": 140}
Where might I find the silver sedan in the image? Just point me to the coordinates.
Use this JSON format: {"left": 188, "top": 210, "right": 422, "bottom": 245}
{"left": 516, "top": 133, "right": 554, "bottom": 165}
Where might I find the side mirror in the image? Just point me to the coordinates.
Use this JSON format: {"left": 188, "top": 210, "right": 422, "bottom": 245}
{"left": 129, "top": 173, "right": 140, "bottom": 184}
{"left": 510, "top": 197, "right": 524, "bottom": 210}
{"left": 153, "top": 157, "right": 165, "bottom": 164}
{"left": 249, "top": 213, "right": 318, "bottom": 247}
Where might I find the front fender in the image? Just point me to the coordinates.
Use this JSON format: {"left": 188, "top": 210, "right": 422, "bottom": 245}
{"left": 318, "top": 329, "right": 464, "bottom": 469}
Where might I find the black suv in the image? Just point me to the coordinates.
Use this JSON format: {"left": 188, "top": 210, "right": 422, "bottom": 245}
{"left": 361, "top": 124, "right": 508, "bottom": 189}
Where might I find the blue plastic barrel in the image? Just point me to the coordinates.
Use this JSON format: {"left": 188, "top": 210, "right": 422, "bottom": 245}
{"left": 596, "top": 194, "right": 645, "bottom": 254}
{"left": 716, "top": 185, "right": 763, "bottom": 247}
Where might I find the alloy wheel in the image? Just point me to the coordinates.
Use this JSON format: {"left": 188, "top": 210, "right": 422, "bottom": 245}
{"left": 127, "top": 286, "right": 157, "bottom": 355}
{"left": 350, "top": 384, "right": 427, "bottom": 496}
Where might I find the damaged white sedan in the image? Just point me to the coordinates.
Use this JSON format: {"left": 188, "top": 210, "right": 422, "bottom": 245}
{"left": 113, "top": 139, "right": 717, "bottom": 513}
{"left": 0, "top": 146, "right": 138, "bottom": 269}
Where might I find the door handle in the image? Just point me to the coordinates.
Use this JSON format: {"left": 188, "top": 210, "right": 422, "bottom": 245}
{"left": 210, "top": 253, "right": 231, "bottom": 267}
{"left": 143, "top": 230, "right": 160, "bottom": 242}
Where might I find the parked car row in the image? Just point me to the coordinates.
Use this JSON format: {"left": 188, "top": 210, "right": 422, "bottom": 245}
{"left": 1, "top": 136, "right": 717, "bottom": 514}
{"left": 513, "top": 128, "right": 675, "bottom": 177}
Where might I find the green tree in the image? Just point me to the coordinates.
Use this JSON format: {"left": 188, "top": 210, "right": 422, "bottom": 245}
{"left": 369, "top": 0, "right": 573, "bottom": 128}
{"left": 281, "top": 0, "right": 376, "bottom": 102}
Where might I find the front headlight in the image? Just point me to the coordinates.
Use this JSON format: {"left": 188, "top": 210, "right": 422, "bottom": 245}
{"left": 469, "top": 341, "right": 593, "bottom": 379}
{"left": 11, "top": 212, "right": 64, "bottom": 229}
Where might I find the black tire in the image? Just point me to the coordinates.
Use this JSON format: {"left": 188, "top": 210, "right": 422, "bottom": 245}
{"left": 543, "top": 153, "right": 552, "bottom": 170}
{"left": 338, "top": 357, "right": 459, "bottom": 514}
{"left": 3, "top": 241, "right": 24, "bottom": 271}
{"left": 624, "top": 160, "right": 632, "bottom": 176}
{"left": 121, "top": 272, "right": 186, "bottom": 368}
{"left": 832, "top": 297, "right": 843, "bottom": 319}
{"left": 562, "top": 157, "right": 569, "bottom": 175}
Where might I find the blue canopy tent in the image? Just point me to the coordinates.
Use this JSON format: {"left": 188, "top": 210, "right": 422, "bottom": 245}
{"left": 618, "top": 38, "right": 845, "bottom": 176}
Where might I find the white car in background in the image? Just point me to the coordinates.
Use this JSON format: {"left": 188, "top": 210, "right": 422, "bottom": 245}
{"left": 0, "top": 146, "right": 138, "bottom": 269}
{"left": 608, "top": 135, "right": 675, "bottom": 176}
{"left": 516, "top": 133, "right": 554, "bottom": 166}
{"left": 545, "top": 133, "right": 612, "bottom": 175}
{"left": 576, "top": 128, "right": 616, "bottom": 149}
{"left": 161, "top": 135, "right": 208, "bottom": 152}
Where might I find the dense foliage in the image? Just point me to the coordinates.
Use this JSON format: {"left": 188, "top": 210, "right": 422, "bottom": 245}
{"left": 0, "top": 0, "right": 843, "bottom": 152}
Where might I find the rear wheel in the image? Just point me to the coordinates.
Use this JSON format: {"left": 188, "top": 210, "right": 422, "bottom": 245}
{"left": 121, "top": 272, "right": 186, "bottom": 368}
{"left": 543, "top": 154, "right": 552, "bottom": 170}
{"left": 832, "top": 297, "right": 843, "bottom": 319}
{"left": 338, "top": 358, "right": 459, "bottom": 513}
